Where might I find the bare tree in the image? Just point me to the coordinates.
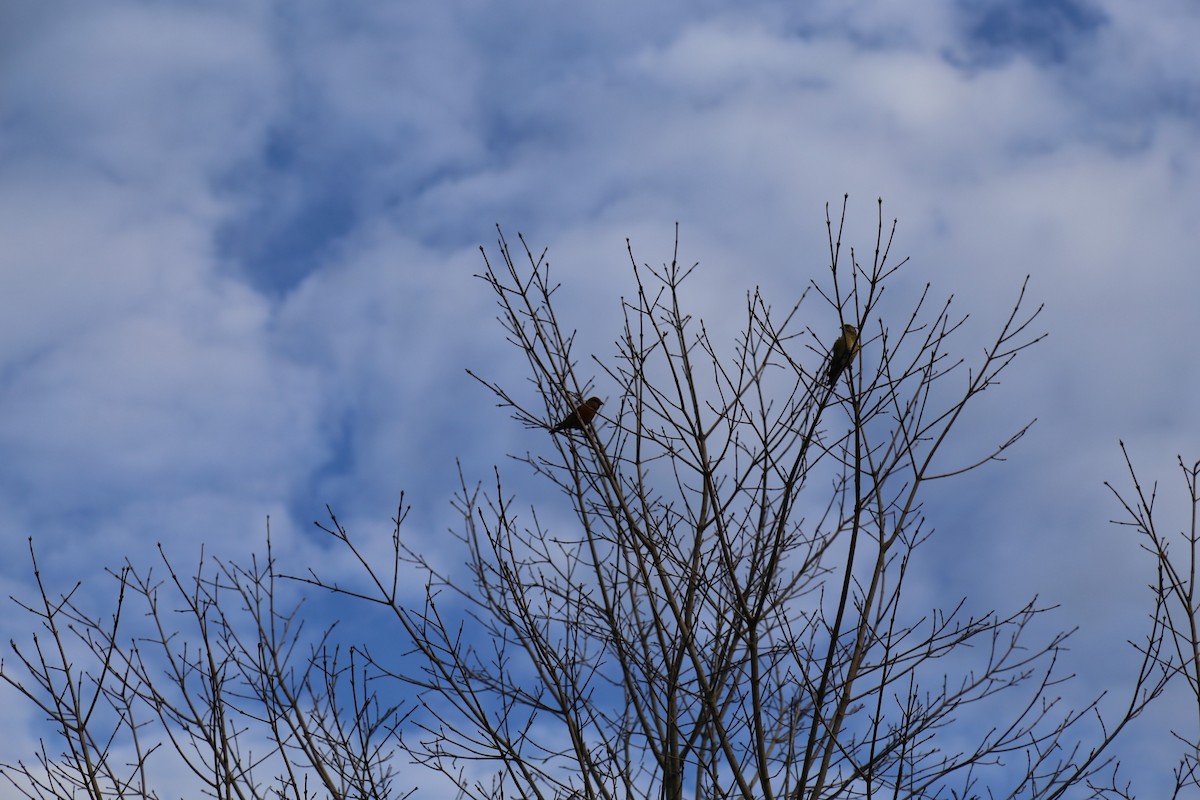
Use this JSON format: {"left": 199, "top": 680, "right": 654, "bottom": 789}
{"left": 1108, "top": 445, "right": 1200, "bottom": 798}
{"left": 299, "top": 200, "right": 1173, "bottom": 799}
{"left": 1, "top": 533, "right": 414, "bottom": 800}
{"left": 3, "top": 203, "right": 1187, "bottom": 800}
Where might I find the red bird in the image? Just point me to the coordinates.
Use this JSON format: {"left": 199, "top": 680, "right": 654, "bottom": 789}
{"left": 550, "top": 397, "right": 603, "bottom": 434}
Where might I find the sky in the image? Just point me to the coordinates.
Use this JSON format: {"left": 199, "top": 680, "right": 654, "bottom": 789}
{"left": 1, "top": 0, "right": 1198, "bottom": 795}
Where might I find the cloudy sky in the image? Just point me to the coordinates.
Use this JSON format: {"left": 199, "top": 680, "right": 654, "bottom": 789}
{"left": 1, "top": 0, "right": 1197, "bottom": 794}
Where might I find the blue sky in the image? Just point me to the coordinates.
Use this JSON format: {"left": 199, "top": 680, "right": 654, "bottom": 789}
{"left": 1, "top": 0, "right": 1198, "bottom": 794}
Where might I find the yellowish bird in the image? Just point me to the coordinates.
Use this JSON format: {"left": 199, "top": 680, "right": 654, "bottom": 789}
{"left": 826, "top": 324, "right": 861, "bottom": 387}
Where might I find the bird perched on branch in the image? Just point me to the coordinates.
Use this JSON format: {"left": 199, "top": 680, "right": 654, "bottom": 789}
{"left": 826, "top": 324, "right": 861, "bottom": 387}
{"left": 550, "top": 397, "right": 603, "bottom": 434}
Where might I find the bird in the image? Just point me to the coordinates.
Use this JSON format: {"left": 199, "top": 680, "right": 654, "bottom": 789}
{"left": 826, "top": 324, "right": 861, "bottom": 387}
{"left": 550, "top": 397, "right": 603, "bottom": 434}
